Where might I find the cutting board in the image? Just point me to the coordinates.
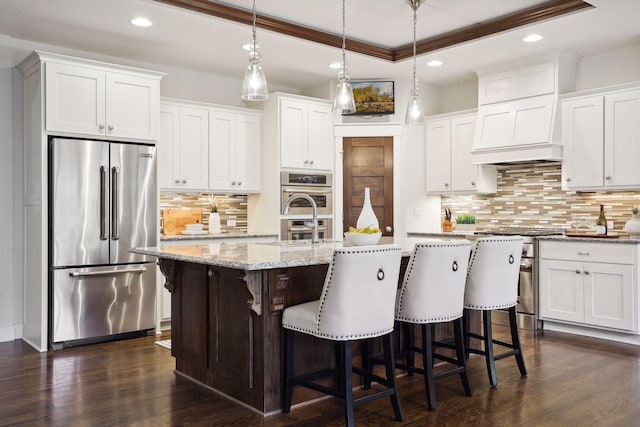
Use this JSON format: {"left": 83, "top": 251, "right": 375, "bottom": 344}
{"left": 162, "top": 208, "right": 203, "bottom": 235}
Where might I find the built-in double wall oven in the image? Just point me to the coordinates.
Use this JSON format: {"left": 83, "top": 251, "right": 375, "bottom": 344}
{"left": 280, "top": 171, "right": 333, "bottom": 240}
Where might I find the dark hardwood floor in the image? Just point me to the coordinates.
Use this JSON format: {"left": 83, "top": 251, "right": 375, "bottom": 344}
{"left": 1, "top": 327, "right": 639, "bottom": 426}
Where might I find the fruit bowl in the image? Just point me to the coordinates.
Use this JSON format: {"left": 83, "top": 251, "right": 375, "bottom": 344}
{"left": 344, "top": 231, "right": 382, "bottom": 246}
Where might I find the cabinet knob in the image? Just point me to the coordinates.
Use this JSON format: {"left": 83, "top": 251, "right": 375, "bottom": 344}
{"left": 575, "top": 270, "right": 581, "bottom": 274}
{"left": 181, "top": 179, "right": 187, "bottom": 184}
{"left": 605, "top": 175, "right": 612, "bottom": 180}
{"left": 237, "top": 181, "right": 242, "bottom": 186}
{"left": 566, "top": 177, "right": 572, "bottom": 182}
{"left": 304, "top": 160, "right": 309, "bottom": 165}
{"left": 584, "top": 271, "right": 590, "bottom": 275}
{"left": 309, "top": 160, "right": 314, "bottom": 165}
{"left": 444, "top": 183, "right": 449, "bottom": 187}
{"left": 231, "top": 181, "right": 236, "bottom": 185}
{"left": 108, "top": 125, "right": 114, "bottom": 131}
{"left": 98, "top": 124, "right": 105, "bottom": 131}
{"left": 471, "top": 181, "right": 476, "bottom": 186}
{"left": 174, "top": 179, "right": 180, "bottom": 184}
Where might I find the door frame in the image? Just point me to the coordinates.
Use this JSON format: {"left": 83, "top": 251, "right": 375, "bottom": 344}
{"left": 334, "top": 123, "right": 404, "bottom": 244}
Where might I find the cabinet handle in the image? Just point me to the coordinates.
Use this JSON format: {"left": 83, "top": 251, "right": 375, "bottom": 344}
{"left": 174, "top": 179, "right": 180, "bottom": 184}
{"left": 304, "top": 160, "right": 309, "bottom": 165}
{"left": 237, "top": 181, "right": 242, "bottom": 186}
{"left": 231, "top": 181, "right": 236, "bottom": 186}
{"left": 605, "top": 175, "right": 612, "bottom": 180}
{"left": 444, "top": 183, "right": 449, "bottom": 187}
{"left": 310, "top": 160, "right": 314, "bottom": 165}
{"left": 575, "top": 270, "right": 581, "bottom": 274}
{"left": 108, "top": 125, "right": 114, "bottom": 131}
{"left": 566, "top": 177, "right": 572, "bottom": 182}
{"left": 584, "top": 271, "right": 590, "bottom": 275}
{"left": 181, "top": 179, "right": 187, "bottom": 184}
{"left": 98, "top": 124, "right": 105, "bottom": 131}
{"left": 577, "top": 252, "right": 590, "bottom": 256}
{"left": 471, "top": 181, "right": 476, "bottom": 186}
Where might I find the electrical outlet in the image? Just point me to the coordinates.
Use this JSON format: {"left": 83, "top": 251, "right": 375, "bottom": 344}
{"left": 227, "top": 219, "right": 236, "bottom": 227}
{"left": 413, "top": 208, "right": 422, "bottom": 219}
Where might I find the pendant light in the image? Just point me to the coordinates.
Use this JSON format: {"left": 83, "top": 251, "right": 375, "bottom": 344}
{"left": 405, "top": 0, "right": 425, "bottom": 126}
{"left": 332, "top": 0, "right": 356, "bottom": 114}
{"left": 241, "top": 0, "right": 269, "bottom": 101}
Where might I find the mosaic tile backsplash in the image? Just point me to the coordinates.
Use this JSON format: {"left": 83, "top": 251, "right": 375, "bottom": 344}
{"left": 160, "top": 193, "right": 247, "bottom": 233}
{"left": 442, "top": 162, "right": 640, "bottom": 231}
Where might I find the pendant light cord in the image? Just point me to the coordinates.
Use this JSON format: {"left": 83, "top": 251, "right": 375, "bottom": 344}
{"left": 412, "top": 1, "right": 417, "bottom": 90}
{"left": 252, "top": 0, "right": 257, "bottom": 53}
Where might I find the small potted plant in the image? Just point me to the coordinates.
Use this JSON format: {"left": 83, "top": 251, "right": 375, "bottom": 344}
{"left": 455, "top": 213, "right": 476, "bottom": 232}
{"left": 624, "top": 206, "right": 640, "bottom": 240}
{"left": 208, "top": 197, "right": 221, "bottom": 234}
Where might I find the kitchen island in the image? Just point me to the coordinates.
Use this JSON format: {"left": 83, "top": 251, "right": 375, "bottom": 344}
{"left": 134, "top": 238, "right": 476, "bottom": 415}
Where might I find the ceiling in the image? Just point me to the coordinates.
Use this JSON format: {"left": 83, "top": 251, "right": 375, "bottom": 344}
{"left": 0, "top": 0, "right": 638, "bottom": 90}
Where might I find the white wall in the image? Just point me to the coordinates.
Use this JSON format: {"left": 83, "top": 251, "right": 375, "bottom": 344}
{"left": 576, "top": 40, "right": 640, "bottom": 91}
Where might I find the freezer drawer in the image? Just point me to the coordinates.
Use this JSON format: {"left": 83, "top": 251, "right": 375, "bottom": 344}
{"left": 52, "top": 264, "right": 156, "bottom": 344}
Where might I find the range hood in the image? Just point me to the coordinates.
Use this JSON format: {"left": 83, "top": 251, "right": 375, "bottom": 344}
{"left": 471, "top": 58, "right": 576, "bottom": 165}
{"left": 471, "top": 94, "right": 562, "bottom": 164}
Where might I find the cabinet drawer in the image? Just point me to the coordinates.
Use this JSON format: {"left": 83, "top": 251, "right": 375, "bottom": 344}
{"left": 539, "top": 240, "right": 636, "bottom": 264}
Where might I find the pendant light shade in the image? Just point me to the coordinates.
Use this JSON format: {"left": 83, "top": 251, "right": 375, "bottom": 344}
{"left": 405, "top": 0, "right": 425, "bottom": 126}
{"left": 241, "top": 0, "right": 268, "bottom": 101}
{"left": 332, "top": 0, "right": 356, "bottom": 114}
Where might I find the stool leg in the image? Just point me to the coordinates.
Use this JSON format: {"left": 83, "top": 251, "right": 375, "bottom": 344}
{"left": 463, "top": 308, "right": 471, "bottom": 359}
{"left": 383, "top": 333, "right": 404, "bottom": 421}
{"left": 283, "top": 328, "right": 294, "bottom": 413}
{"left": 422, "top": 324, "right": 436, "bottom": 410}
{"left": 405, "top": 322, "right": 415, "bottom": 376}
{"left": 509, "top": 306, "right": 527, "bottom": 377}
{"left": 483, "top": 310, "right": 498, "bottom": 387}
{"left": 361, "top": 338, "right": 372, "bottom": 390}
{"left": 454, "top": 317, "right": 472, "bottom": 397}
{"left": 341, "top": 341, "right": 355, "bottom": 427}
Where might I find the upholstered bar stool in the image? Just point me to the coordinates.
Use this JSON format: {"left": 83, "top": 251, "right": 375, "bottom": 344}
{"left": 282, "top": 245, "right": 404, "bottom": 427}
{"left": 463, "top": 236, "right": 526, "bottom": 387}
{"left": 394, "top": 240, "right": 473, "bottom": 410}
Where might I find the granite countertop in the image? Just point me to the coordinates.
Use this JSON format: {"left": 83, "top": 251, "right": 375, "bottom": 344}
{"left": 537, "top": 234, "right": 640, "bottom": 244}
{"left": 407, "top": 230, "right": 479, "bottom": 238}
{"left": 160, "top": 232, "right": 278, "bottom": 242}
{"left": 132, "top": 236, "right": 407, "bottom": 270}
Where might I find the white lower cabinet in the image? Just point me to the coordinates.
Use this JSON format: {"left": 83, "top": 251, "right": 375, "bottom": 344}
{"left": 539, "top": 241, "right": 638, "bottom": 333}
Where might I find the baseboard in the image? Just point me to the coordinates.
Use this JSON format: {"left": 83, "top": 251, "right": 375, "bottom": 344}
{"left": 0, "top": 324, "right": 23, "bottom": 343}
{"left": 542, "top": 321, "right": 640, "bottom": 345}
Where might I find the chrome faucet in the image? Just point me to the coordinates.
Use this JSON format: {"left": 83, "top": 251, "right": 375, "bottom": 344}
{"left": 282, "top": 193, "right": 319, "bottom": 243}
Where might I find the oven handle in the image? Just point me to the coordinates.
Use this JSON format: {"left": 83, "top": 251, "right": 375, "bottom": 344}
{"left": 282, "top": 187, "right": 331, "bottom": 194}
{"left": 520, "top": 259, "right": 533, "bottom": 269}
{"left": 288, "top": 225, "right": 328, "bottom": 232}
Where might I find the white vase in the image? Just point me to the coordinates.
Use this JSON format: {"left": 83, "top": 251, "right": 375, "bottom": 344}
{"left": 624, "top": 213, "right": 640, "bottom": 240}
{"left": 356, "top": 187, "right": 379, "bottom": 229}
{"left": 208, "top": 212, "right": 221, "bottom": 234}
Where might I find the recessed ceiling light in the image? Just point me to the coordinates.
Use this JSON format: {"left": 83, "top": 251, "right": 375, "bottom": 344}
{"left": 522, "top": 33, "right": 543, "bottom": 43}
{"left": 329, "top": 62, "right": 342, "bottom": 69}
{"left": 427, "top": 59, "right": 443, "bottom": 67}
{"left": 130, "top": 17, "right": 152, "bottom": 27}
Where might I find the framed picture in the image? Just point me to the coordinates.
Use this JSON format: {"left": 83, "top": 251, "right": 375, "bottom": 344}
{"left": 349, "top": 81, "right": 395, "bottom": 116}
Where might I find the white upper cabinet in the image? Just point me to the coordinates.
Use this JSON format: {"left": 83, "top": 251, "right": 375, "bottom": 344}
{"left": 280, "top": 98, "right": 333, "bottom": 170}
{"left": 426, "top": 112, "right": 497, "bottom": 194}
{"left": 45, "top": 61, "right": 161, "bottom": 140}
{"left": 562, "top": 85, "right": 640, "bottom": 191}
{"left": 209, "top": 110, "right": 261, "bottom": 193}
{"left": 158, "top": 102, "right": 209, "bottom": 190}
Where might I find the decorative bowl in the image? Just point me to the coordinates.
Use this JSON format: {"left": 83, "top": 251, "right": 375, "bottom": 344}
{"left": 185, "top": 223, "right": 204, "bottom": 232}
{"left": 344, "top": 231, "right": 382, "bottom": 246}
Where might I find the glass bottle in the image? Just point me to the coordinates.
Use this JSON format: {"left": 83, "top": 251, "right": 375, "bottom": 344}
{"left": 596, "top": 204, "right": 608, "bottom": 235}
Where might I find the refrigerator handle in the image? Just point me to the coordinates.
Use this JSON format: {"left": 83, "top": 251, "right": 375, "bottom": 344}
{"left": 111, "top": 166, "right": 120, "bottom": 241}
{"left": 68, "top": 266, "right": 147, "bottom": 277}
{"left": 100, "top": 166, "right": 108, "bottom": 240}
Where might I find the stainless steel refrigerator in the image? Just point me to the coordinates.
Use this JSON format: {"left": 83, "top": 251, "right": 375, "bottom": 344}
{"left": 49, "top": 137, "right": 157, "bottom": 348}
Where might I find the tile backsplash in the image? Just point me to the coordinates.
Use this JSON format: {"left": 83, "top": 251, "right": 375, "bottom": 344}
{"left": 160, "top": 193, "right": 247, "bottom": 233}
{"left": 442, "top": 162, "right": 640, "bottom": 230}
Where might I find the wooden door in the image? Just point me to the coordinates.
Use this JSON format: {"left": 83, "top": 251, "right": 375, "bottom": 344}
{"left": 343, "top": 137, "right": 393, "bottom": 235}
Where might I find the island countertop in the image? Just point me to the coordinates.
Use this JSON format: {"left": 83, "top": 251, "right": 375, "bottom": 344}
{"left": 132, "top": 236, "right": 403, "bottom": 270}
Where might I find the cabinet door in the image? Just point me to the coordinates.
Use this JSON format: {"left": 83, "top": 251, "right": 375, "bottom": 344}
{"left": 539, "top": 259, "right": 584, "bottom": 323}
{"left": 450, "top": 115, "right": 478, "bottom": 192}
{"left": 425, "top": 119, "right": 451, "bottom": 193}
{"left": 179, "top": 107, "right": 209, "bottom": 190}
{"left": 561, "top": 96, "right": 604, "bottom": 189}
{"left": 209, "top": 110, "right": 235, "bottom": 191}
{"left": 105, "top": 72, "right": 159, "bottom": 140}
{"left": 584, "top": 262, "right": 635, "bottom": 331}
{"left": 235, "top": 113, "right": 261, "bottom": 192}
{"left": 280, "top": 99, "right": 307, "bottom": 169}
{"left": 306, "top": 103, "right": 334, "bottom": 170}
{"left": 159, "top": 104, "right": 181, "bottom": 189}
{"left": 45, "top": 62, "right": 105, "bottom": 136}
{"left": 604, "top": 90, "right": 640, "bottom": 188}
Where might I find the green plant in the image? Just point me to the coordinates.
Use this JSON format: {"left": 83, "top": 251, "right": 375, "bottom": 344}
{"left": 456, "top": 214, "right": 476, "bottom": 224}
{"left": 633, "top": 206, "right": 639, "bottom": 215}
{"left": 209, "top": 195, "right": 218, "bottom": 213}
